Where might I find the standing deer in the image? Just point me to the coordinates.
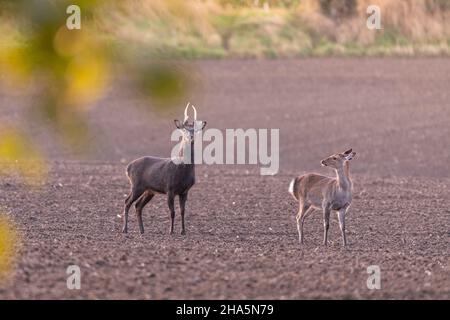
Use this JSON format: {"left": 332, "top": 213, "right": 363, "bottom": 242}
{"left": 122, "top": 103, "right": 206, "bottom": 235}
{"left": 288, "top": 149, "right": 356, "bottom": 246}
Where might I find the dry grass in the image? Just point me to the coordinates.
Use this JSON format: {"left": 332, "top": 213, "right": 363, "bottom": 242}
{"left": 90, "top": 0, "right": 450, "bottom": 58}
{"left": 4, "top": 0, "right": 450, "bottom": 58}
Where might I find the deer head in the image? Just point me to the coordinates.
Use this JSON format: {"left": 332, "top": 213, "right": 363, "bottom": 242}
{"left": 174, "top": 102, "right": 207, "bottom": 143}
{"left": 320, "top": 149, "right": 356, "bottom": 169}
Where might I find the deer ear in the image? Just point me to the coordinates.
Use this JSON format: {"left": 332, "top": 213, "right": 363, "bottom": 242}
{"left": 345, "top": 151, "right": 355, "bottom": 160}
{"left": 343, "top": 148, "right": 352, "bottom": 155}
{"left": 174, "top": 119, "right": 183, "bottom": 129}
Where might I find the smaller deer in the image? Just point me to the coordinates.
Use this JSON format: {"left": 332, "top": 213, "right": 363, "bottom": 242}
{"left": 122, "top": 103, "right": 206, "bottom": 235}
{"left": 288, "top": 149, "right": 356, "bottom": 246}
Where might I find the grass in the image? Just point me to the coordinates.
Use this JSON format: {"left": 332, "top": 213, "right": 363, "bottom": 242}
{"left": 93, "top": 0, "right": 450, "bottom": 59}
{"left": 3, "top": 0, "right": 450, "bottom": 60}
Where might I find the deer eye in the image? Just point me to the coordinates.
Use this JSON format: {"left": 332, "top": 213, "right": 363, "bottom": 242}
{"left": 332, "top": 157, "right": 337, "bottom": 160}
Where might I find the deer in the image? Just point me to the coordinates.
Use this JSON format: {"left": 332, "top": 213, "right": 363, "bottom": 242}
{"left": 122, "top": 103, "right": 206, "bottom": 235}
{"left": 288, "top": 149, "right": 356, "bottom": 247}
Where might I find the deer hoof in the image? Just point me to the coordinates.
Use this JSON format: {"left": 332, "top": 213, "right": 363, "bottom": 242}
{"left": 122, "top": 228, "right": 128, "bottom": 234}
{"left": 181, "top": 230, "right": 186, "bottom": 235}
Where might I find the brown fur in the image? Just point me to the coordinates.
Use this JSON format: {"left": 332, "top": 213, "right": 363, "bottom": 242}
{"left": 289, "top": 149, "right": 356, "bottom": 246}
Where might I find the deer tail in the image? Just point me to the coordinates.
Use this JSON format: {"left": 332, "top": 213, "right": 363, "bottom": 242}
{"left": 288, "top": 177, "right": 299, "bottom": 201}
{"left": 125, "top": 162, "right": 133, "bottom": 180}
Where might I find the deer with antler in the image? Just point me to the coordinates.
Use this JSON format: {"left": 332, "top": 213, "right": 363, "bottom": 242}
{"left": 122, "top": 103, "right": 206, "bottom": 235}
{"left": 288, "top": 149, "right": 356, "bottom": 246}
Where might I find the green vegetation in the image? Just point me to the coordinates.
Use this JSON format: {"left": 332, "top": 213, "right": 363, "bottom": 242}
{"left": 100, "top": 0, "right": 450, "bottom": 59}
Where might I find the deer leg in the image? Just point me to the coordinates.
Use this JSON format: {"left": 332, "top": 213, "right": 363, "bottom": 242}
{"left": 134, "top": 191, "right": 154, "bottom": 234}
{"left": 337, "top": 209, "right": 347, "bottom": 247}
{"left": 301, "top": 206, "right": 315, "bottom": 243}
{"left": 296, "top": 203, "right": 311, "bottom": 244}
{"left": 179, "top": 192, "right": 188, "bottom": 235}
{"left": 168, "top": 193, "right": 175, "bottom": 235}
{"left": 322, "top": 206, "right": 331, "bottom": 246}
{"left": 122, "top": 187, "right": 144, "bottom": 233}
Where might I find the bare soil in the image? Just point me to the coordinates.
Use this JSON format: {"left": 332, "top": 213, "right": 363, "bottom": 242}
{"left": 0, "top": 59, "right": 449, "bottom": 299}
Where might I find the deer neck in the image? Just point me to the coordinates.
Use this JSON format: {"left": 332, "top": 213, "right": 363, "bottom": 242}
{"left": 178, "top": 140, "right": 195, "bottom": 166}
{"left": 335, "top": 162, "right": 351, "bottom": 191}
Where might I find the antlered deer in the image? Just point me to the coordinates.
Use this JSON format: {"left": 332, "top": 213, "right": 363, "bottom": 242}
{"left": 122, "top": 103, "right": 206, "bottom": 235}
{"left": 289, "top": 149, "right": 356, "bottom": 246}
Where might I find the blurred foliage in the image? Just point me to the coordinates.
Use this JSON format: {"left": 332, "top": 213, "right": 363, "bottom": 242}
{"left": 0, "top": 0, "right": 191, "bottom": 185}
{"left": 0, "top": 129, "right": 48, "bottom": 185}
{"left": 0, "top": 215, "right": 17, "bottom": 280}
{"left": 134, "top": 64, "right": 190, "bottom": 109}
